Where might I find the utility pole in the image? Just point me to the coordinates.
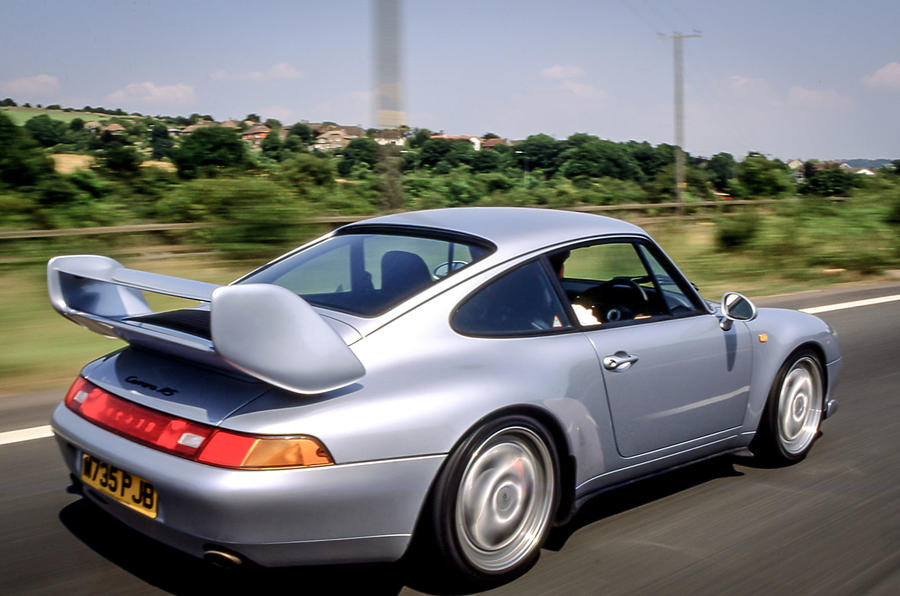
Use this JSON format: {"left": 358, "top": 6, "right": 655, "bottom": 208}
{"left": 374, "top": 0, "right": 404, "bottom": 130}
{"left": 659, "top": 32, "right": 700, "bottom": 208}
{"left": 373, "top": 0, "right": 405, "bottom": 209}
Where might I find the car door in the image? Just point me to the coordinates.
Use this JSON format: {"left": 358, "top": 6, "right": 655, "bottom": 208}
{"left": 551, "top": 239, "right": 753, "bottom": 458}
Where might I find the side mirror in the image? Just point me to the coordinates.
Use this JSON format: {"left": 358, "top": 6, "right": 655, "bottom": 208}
{"left": 720, "top": 291, "right": 757, "bottom": 330}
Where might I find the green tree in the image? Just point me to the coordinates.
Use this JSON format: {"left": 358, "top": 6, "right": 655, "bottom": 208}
{"left": 279, "top": 152, "right": 335, "bottom": 187}
{"left": 337, "top": 137, "right": 379, "bottom": 177}
{"left": 515, "top": 134, "right": 562, "bottom": 175}
{"left": 408, "top": 128, "right": 433, "bottom": 149}
{"left": 245, "top": 113, "right": 261, "bottom": 123}
{"left": 24, "top": 114, "right": 67, "bottom": 147}
{"left": 0, "top": 111, "right": 55, "bottom": 187}
{"left": 799, "top": 168, "right": 858, "bottom": 196}
{"left": 264, "top": 118, "right": 282, "bottom": 130}
{"left": 260, "top": 129, "right": 284, "bottom": 161}
{"left": 69, "top": 118, "right": 85, "bottom": 131}
{"left": 0, "top": 98, "right": 16, "bottom": 106}
{"left": 559, "top": 137, "right": 644, "bottom": 182}
{"left": 171, "top": 127, "right": 249, "bottom": 178}
{"left": 101, "top": 142, "right": 142, "bottom": 174}
{"left": 706, "top": 152, "right": 736, "bottom": 191}
{"left": 736, "top": 153, "right": 794, "bottom": 197}
{"left": 287, "top": 122, "right": 313, "bottom": 143}
{"left": 149, "top": 123, "right": 173, "bottom": 159}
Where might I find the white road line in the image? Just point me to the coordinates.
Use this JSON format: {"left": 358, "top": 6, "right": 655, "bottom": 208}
{"left": 1, "top": 292, "right": 898, "bottom": 447}
{"left": 0, "top": 425, "right": 54, "bottom": 446}
{"left": 800, "top": 294, "right": 900, "bottom": 314}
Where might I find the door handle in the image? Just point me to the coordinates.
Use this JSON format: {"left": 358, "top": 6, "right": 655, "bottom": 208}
{"left": 603, "top": 351, "right": 639, "bottom": 372}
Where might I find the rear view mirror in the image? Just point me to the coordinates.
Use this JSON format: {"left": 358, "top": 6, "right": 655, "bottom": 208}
{"left": 720, "top": 292, "right": 757, "bottom": 330}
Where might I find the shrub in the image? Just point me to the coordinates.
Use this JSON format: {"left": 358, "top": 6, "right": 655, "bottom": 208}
{"left": 716, "top": 212, "right": 760, "bottom": 250}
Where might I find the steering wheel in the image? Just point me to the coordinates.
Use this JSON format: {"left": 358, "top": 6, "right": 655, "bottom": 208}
{"left": 579, "top": 277, "right": 648, "bottom": 323}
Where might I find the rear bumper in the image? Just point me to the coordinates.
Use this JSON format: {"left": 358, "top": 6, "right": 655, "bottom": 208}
{"left": 51, "top": 404, "right": 444, "bottom": 566}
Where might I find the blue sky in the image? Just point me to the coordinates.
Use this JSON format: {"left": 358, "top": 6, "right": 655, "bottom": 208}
{"left": 2, "top": 0, "right": 898, "bottom": 160}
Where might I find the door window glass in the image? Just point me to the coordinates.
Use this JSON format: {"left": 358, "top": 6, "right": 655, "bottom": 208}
{"left": 453, "top": 261, "right": 571, "bottom": 336}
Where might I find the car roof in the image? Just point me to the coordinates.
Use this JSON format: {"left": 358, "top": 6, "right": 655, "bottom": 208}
{"left": 341, "top": 207, "right": 647, "bottom": 258}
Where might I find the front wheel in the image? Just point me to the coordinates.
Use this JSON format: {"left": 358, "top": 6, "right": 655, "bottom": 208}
{"left": 421, "top": 415, "right": 559, "bottom": 585}
{"left": 751, "top": 349, "right": 825, "bottom": 463}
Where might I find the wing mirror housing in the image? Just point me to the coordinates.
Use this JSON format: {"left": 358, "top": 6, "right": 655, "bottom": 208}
{"left": 720, "top": 291, "right": 757, "bottom": 331}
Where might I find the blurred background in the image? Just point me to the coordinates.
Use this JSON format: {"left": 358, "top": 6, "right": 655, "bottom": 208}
{"left": 1, "top": 0, "right": 899, "bottom": 393}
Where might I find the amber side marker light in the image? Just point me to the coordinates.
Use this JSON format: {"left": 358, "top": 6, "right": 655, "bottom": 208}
{"left": 64, "top": 376, "right": 333, "bottom": 469}
{"left": 758, "top": 333, "right": 769, "bottom": 343}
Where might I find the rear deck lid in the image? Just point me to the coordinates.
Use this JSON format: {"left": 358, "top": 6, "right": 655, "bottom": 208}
{"left": 81, "top": 347, "right": 268, "bottom": 425}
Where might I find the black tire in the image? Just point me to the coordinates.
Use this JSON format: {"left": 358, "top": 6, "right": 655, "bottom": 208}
{"left": 751, "top": 348, "right": 825, "bottom": 464}
{"left": 418, "top": 415, "right": 560, "bottom": 586}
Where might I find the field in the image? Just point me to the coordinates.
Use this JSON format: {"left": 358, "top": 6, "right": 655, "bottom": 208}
{"left": 0, "top": 106, "right": 123, "bottom": 126}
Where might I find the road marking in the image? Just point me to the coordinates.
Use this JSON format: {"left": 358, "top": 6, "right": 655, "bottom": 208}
{"left": 0, "top": 425, "right": 54, "bottom": 446}
{"left": 800, "top": 294, "right": 900, "bottom": 314}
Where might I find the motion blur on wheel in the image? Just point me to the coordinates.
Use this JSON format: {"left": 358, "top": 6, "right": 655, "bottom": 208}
{"left": 48, "top": 207, "right": 840, "bottom": 585}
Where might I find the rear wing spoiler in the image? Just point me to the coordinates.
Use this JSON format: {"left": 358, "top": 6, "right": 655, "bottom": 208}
{"left": 48, "top": 255, "right": 365, "bottom": 394}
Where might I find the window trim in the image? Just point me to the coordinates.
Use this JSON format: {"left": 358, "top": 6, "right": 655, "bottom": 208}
{"left": 237, "top": 225, "right": 497, "bottom": 319}
{"left": 543, "top": 236, "right": 709, "bottom": 330}
{"left": 450, "top": 257, "right": 575, "bottom": 339}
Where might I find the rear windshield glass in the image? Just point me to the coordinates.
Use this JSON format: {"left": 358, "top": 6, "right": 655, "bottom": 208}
{"left": 240, "top": 229, "right": 493, "bottom": 316}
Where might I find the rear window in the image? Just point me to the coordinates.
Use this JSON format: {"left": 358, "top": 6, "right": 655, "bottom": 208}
{"left": 240, "top": 228, "right": 493, "bottom": 316}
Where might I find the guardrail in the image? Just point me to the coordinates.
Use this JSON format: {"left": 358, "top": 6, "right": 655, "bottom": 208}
{"left": 1, "top": 199, "right": 782, "bottom": 241}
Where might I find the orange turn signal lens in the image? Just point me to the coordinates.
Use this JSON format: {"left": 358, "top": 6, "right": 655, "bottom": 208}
{"left": 196, "top": 430, "right": 333, "bottom": 469}
{"left": 758, "top": 333, "right": 769, "bottom": 343}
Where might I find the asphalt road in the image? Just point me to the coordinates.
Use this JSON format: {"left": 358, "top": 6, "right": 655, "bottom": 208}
{"left": 1, "top": 283, "right": 898, "bottom": 595}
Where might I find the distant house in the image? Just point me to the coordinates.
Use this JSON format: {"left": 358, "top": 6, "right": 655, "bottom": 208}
{"left": 481, "top": 138, "right": 508, "bottom": 149}
{"left": 220, "top": 120, "right": 240, "bottom": 128}
{"left": 852, "top": 168, "right": 876, "bottom": 176}
{"left": 181, "top": 120, "right": 217, "bottom": 135}
{"left": 84, "top": 121, "right": 102, "bottom": 132}
{"left": 373, "top": 129, "right": 404, "bottom": 146}
{"left": 786, "top": 159, "right": 804, "bottom": 171}
{"left": 242, "top": 124, "right": 271, "bottom": 146}
{"left": 101, "top": 122, "right": 126, "bottom": 134}
{"left": 312, "top": 125, "right": 365, "bottom": 150}
{"left": 430, "top": 134, "right": 482, "bottom": 151}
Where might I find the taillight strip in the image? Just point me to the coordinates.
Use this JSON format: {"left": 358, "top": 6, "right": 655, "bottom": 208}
{"left": 64, "top": 377, "right": 332, "bottom": 469}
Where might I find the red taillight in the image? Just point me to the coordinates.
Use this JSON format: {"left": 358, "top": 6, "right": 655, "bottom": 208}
{"left": 64, "top": 376, "right": 332, "bottom": 469}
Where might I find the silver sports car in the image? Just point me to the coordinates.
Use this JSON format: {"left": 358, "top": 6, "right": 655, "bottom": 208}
{"left": 49, "top": 207, "right": 840, "bottom": 584}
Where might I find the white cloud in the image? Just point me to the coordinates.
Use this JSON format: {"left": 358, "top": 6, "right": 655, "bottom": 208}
{"left": 787, "top": 86, "right": 852, "bottom": 110}
{"left": 560, "top": 79, "right": 606, "bottom": 100}
{"left": 540, "top": 65, "right": 585, "bottom": 80}
{"left": 0, "top": 74, "right": 59, "bottom": 96}
{"left": 210, "top": 62, "right": 303, "bottom": 82}
{"left": 107, "top": 81, "right": 196, "bottom": 104}
{"left": 863, "top": 62, "right": 900, "bottom": 90}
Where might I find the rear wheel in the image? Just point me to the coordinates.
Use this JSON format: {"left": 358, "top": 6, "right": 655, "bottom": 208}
{"left": 752, "top": 349, "right": 824, "bottom": 463}
{"left": 422, "top": 415, "right": 559, "bottom": 585}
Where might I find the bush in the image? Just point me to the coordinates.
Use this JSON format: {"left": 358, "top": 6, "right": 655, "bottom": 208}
{"left": 716, "top": 212, "right": 760, "bottom": 250}
{"left": 157, "top": 177, "right": 311, "bottom": 257}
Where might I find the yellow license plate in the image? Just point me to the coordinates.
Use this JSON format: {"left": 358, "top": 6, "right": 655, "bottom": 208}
{"left": 81, "top": 453, "right": 158, "bottom": 519}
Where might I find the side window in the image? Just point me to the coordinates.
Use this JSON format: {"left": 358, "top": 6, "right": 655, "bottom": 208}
{"left": 453, "top": 261, "right": 571, "bottom": 336}
{"left": 636, "top": 244, "right": 702, "bottom": 317}
{"left": 553, "top": 241, "right": 683, "bottom": 326}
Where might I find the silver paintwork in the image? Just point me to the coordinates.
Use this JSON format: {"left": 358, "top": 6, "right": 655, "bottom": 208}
{"left": 48, "top": 207, "right": 841, "bottom": 568}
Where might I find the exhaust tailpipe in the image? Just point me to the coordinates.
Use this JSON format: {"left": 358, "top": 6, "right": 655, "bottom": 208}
{"left": 203, "top": 548, "right": 243, "bottom": 569}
